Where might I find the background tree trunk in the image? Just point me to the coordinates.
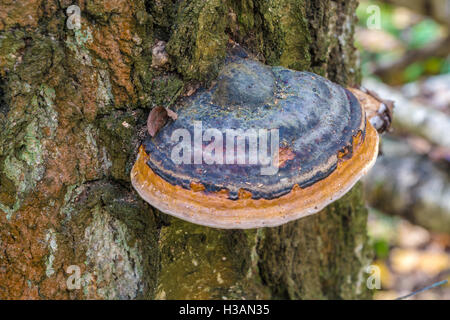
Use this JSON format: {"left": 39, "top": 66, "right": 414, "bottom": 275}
{"left": 0, "top": 0, "right": 373, "bottom": 299}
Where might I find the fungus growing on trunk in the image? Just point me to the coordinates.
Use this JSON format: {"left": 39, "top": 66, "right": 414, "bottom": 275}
{"left": 131, "top": 53, "right": 386, "bottom": 229}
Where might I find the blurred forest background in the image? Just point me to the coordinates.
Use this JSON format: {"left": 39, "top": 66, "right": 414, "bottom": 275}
{"left": 357, "top": 0, "right": 450, "bottom": 299}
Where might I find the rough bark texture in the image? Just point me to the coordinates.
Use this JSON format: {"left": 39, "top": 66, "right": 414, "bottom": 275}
{"left": 0, "top": 0, "right": 372, "bottom": 299}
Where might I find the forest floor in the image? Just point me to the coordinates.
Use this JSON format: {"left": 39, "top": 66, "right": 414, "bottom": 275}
{"left": 368, "top": 210, "right": 450, "bottom": 299}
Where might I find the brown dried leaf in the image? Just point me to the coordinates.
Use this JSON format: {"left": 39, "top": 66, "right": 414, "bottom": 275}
{"left": 391, "top": 248, "right": 450, "bottom": 276}
{"left": 147, "top": 106, "right": 168, "bottom": 137}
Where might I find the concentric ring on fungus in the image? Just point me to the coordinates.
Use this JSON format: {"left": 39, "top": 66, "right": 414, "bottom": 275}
{"left": 131, "top": 54, "right": 380, "bottom": 229}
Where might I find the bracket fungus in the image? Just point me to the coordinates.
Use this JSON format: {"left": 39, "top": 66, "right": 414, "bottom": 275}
{"left": 132, "top": 53, "right": 386, "bottom": 229}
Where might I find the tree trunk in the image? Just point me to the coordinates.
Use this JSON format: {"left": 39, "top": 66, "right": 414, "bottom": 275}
{"left": 0, "top": 0, "right": 373, "bottom": 299}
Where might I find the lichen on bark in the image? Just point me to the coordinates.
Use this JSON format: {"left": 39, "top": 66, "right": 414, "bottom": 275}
{"left": 1, "top": 0, "right": 372, "bottom": 299}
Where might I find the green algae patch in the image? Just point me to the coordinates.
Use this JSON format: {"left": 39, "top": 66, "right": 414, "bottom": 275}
{"left": 0, "top": 30, "right": 26, "bottom": 76}
{"left": 0, "top": 84, "right": 58, "bottom": 219}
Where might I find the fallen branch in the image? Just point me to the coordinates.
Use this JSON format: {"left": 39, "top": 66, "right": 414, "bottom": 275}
{"left": 363, "top": 79, "right": 450, "bottom": 149}
{"left": 364, "top": 137, "right": 450, "bottom": 234}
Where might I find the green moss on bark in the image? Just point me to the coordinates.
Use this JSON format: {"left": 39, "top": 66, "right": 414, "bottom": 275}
{"left": 97, "top": 111, "right": 142, "bottom": 181}
{"left": 167, "top": 0, "right": 229, "bottom": 82}
{"left": 156, "top": 216, "right": 269, "bottom": 299}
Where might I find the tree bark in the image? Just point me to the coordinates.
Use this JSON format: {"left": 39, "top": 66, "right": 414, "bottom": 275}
{"left": 0, "top": 0, "right": 373, "bottom": 299}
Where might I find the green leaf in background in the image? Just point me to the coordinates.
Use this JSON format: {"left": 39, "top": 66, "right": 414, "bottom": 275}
{"left": 403, "top": 62, "right": 424, "bottom": 82}
{"left": 442, "top": 58, "right": 450, "bottom": 74}
{"left": 374, "top": 239, "right": 390, "bottom": 260}
{"left": 407, "top": 19, "right": 441, "bottom": 49}
{"left": 424, "top": 57, "right": 444, "bottom": 74}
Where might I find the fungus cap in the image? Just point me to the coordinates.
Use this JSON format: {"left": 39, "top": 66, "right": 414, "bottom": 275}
{"left": 131, "top": 56, "right": 379, "bottom": 229}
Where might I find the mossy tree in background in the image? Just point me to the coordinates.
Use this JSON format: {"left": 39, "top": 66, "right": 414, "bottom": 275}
{"left": 0, "top": 0, "right": 372, "bottom": 299}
